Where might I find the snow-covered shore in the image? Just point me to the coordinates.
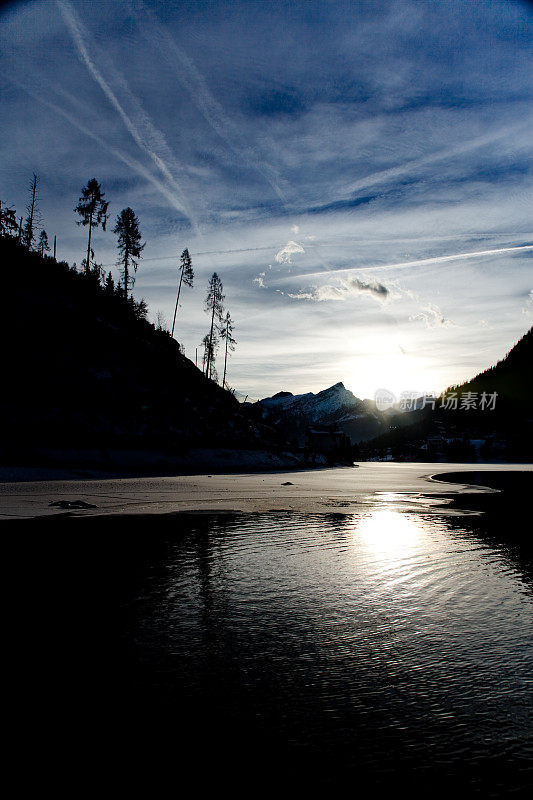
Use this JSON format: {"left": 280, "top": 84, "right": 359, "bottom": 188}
{"left": 1, "top": 462, "right": 531, "bottom": 520}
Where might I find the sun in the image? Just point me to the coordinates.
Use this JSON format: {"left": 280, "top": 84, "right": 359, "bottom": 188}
{"left": 346, "top": 346, "right": 435, "bottom": 401}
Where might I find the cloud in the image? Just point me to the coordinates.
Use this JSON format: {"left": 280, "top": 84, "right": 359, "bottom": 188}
{"left": 288, "top": 276, "right": 390, "bottom": 303}
{"left": 350, "top": 277, "right": 390, "bottom": 300}
{"left": 253, "top": 272, "right": 267, "bottom": 288}
{"left": 522, "top": 289, "right": 533, "bottom": 314}
{"left": 131, "top": 0, "right": 289, "bottom": 207}
{"left": 409, "top": 304, "right": 455, "bottom": 328}
{"left": 56, "top": 0, "right": 195, "bottom": 225}
{"left": 275, "top": 240, "right": 305, "bottom": 264}
{"left": 284, "top": 244, "right": 533, "bottom": 282}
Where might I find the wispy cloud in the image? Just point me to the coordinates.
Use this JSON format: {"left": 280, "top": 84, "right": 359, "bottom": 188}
{"left": 253, "top": 272, "right": 267, "bottom": 288}
{"left": 288, "top": 276, "right": 390, "bottom": 303}
{"left": 522, "top": 289, "right": 533, "bottom": 314}
{"left": 57, "top": 0, "right": 195, "bottom": 226}
{"left": 409, "top": 304, "right": 455, "bottom": 328}
{"left": 130, "top": 0, "right": 290, "bottom": 208}
{"left": 337, "top": 121, "right": 531, "bottom": 200}
{"left": 275, "top": 240, "right": 305, "bottom": 264}
{"left": 282, "top": 244, "right": 533, "bottom": 282}
{"left": 11, "top": 76, "right": 194, "bottom": 221}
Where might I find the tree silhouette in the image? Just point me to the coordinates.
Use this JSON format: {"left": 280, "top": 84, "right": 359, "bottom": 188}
{"left": 22, "top": 174, "right": 41, "bottom": 249}
{"left": 201, "top": 333, "right": 218, "bottom": 380}
{"left": 204, "top": 272, "right": 224, "bottom": 380}
{"left": 75, "top": 178, "right": 109, "bottom": 274}
{"left": 220, "top": 310, "right": 236, "bottom": 389}
{"left": 103, "top": 271, "right": 115, "bottom": 295}
{"left": 0, "top": 200, "right": 18, "bottom": 237}
{"left": 38, "top": 229, "right": 50, "bottom": 257}
{"left": 113, "top": 207, "right": 144, "bottom": 299}
{"left": 171, "top": 248, "right": 194, "bottom": 339}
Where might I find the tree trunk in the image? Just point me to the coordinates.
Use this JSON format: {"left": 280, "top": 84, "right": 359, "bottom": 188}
{"left": 207, "top": 302, "right": 216, "bottom": 378}
{"left": 223, "top": 334, "right": 228, "bottom": 388}
{"left": 171, "top": 267, "right": 184, "bottom": 339}
{"left": 26, "top": 175, "right": 37, "bottom": 248}
{"left": 86, "top": 210, "right": 93, "bottom": 274}
{"left": 124, "top": 247, "right": 129, "bottom": 299}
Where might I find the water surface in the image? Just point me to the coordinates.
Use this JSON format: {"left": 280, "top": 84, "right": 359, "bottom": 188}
{"left": 5, "top": 489, "right": 533, "bottom": 793}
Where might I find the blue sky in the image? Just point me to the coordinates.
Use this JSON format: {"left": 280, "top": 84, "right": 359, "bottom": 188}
{"left": 1, "top": 0, "right": 532, "bottom": 400}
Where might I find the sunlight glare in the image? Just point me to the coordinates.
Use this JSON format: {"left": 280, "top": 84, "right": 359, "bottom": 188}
{"left": 356, "top": 510, "right": 421, "bottom": 557}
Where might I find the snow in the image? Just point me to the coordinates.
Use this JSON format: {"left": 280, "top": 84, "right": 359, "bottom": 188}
{"left": 260, "top": 381, "right": 363, "bottom": 422}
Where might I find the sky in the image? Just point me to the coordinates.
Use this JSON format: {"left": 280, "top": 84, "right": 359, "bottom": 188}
{"left": 1, "top": 0, "right": 532, "bottom": 401}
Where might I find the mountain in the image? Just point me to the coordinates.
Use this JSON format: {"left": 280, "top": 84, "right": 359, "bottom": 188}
{"left": 256, "top": 382, "right": 389, "bottom": 445}
{"left": 0, "top": 236, "right": 296, "bottom": 473}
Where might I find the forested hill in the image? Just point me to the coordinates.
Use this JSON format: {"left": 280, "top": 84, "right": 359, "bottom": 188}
{"left": 449, "top": 327, "right": 533, "bottom": 411}
{"left": 0, "top": 236, "right": 287, "bottom": 472}
{"left": 362, "top": 327, "right": 533, "bottom": 461}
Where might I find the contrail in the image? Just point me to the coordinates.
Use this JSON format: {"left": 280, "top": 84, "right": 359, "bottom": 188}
{"left": 337, "top": 120, "right": 531, "bottom": 199}
{"left": 11, "top": 77, "right": 196, "bottom": 220}
{"left": 130, "top": 0, "right": 290, "bottom": 207}
{"left": 56, "top": 0, "right": 196, "bottom": 228}
{"left": 278, "top": 244, "right": 533, "bottom": 282}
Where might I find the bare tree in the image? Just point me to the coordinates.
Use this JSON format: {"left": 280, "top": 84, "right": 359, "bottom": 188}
{"left": 219, "top": 310, "right": 236, "bottom": 389}
{"left": 113, "top": 207, "right": 144, "bottom": 299}
{"left": 75, "top": 178, "right": 109, "bottom": 274}
{"left": 155, "top": 310, "right": 168, "bottom": 331}
{"left": 204, "top": 272, "right": 224, "bottom": 380}
{"left": 171, "top": 248, "right": 194, "bottom": 338}
{"left": 22, "top": 173, "right": 42, "bottom": 249}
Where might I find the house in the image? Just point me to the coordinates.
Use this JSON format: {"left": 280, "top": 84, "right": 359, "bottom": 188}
{"left": 306, "top": 425, "right": 352, "bottom": 462}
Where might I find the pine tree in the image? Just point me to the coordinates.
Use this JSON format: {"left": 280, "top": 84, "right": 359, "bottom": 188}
{"left": 75, "top": 178, "right": 109, "bottom": 274}
{"left": 113, "top": 208, "right": 144, "bottom": 299}
{"left": 219, "top": 311, "right": 237, "bottom": 389}
{"left": 0, "top": 200, "right": 18, "bottom": 237}
{"left": 204, "top": 272, "right": 224, "bottom": 380}
{"left": 104, "top": 271, "right": 115, "bottom": 295}
{"left": 38, "top": 229, "right": 50, "bottom": 257}
{"left": 171, "top": 248, "right": 194, "bottom": 339}
{"left": 22, "top": 174, "right": 41, "bottom": 249}
{"left": 201, "top": 333, "right": 218, "bottom": 380}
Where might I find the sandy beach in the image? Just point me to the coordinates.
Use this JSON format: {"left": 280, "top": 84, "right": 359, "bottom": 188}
{"left": 1, "top": 462, "right": 532, "bottom": 519}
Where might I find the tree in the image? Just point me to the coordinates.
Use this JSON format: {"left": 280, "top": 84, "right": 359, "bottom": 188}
{"left": 201, "top": 333, "right": 218, "bottom": 380}
{"left": 22, "top": 173, "right": 41, "bottom": 249}
{"left": 38, "top": 229, "right": 50, "bottom": 257}
{"left": 75, "top": 178, "right": 109, "bottom": 274}
{"left": 103, "top": 271, "right": 115, "bottom": 294}
{"left": 170, "top": 248, "right": 194, "bottom": 339}
{"left": 155, "top": 310, "right": 168, "bottom": 331}
{"left": 204, "top": 272, "right": 224, "bottom": 380}
{"left": 0, "top": 200, "right": 18, "bottom": 237}
{"left": 113, "top": 207, "right": 144, "bottom": 299}
{"left": 219, "top": 311, "right": 236, "bottom": 389}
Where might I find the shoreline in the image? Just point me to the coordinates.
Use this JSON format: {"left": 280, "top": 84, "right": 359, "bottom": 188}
{"left": 1, "top": 462, "right": 532, "bottom": 520}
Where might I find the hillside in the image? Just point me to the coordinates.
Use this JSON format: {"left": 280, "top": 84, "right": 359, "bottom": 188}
{"left": 362, "top": 328, "right": 533, "bottom": 462}
{"left": 0, "top": 237, "right": 294, "bottom": 472}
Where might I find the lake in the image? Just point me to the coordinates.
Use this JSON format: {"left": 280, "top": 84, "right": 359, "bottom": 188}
{"left": 3, "top": 476, "right": 533, "bottom": 794}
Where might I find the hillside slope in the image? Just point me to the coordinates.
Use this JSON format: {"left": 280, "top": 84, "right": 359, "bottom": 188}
{"left": 363, "top": 328, "right": 533, "bottom": 461}
{"left": 0, "top": 237, "right": 290, "bottom": 471}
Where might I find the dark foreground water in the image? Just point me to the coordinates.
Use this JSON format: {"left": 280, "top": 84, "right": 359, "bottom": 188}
{"left": 3, "top": 479, "right": 533, "bottom": 794}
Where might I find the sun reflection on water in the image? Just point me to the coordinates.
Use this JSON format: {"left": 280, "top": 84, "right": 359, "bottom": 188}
{"left": 356, "top": 509, "right": 422, "bottom": 558}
